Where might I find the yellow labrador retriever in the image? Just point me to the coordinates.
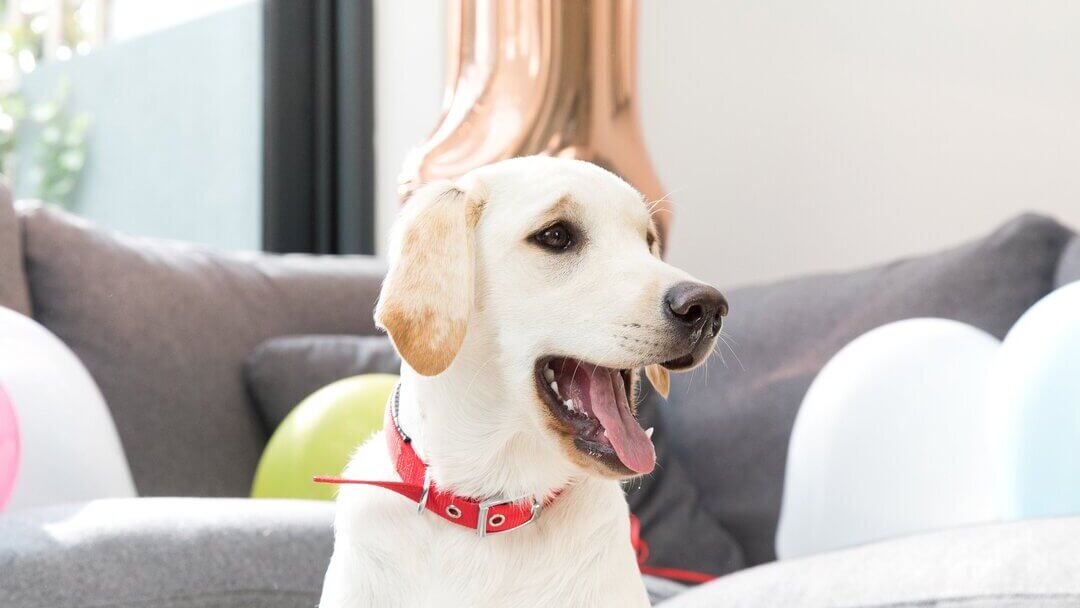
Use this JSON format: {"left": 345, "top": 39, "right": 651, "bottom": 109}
{"left": 320, "top": 156, "right": 726, "bottom": 607}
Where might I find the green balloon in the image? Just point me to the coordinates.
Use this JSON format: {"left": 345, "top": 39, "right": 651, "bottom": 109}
{"left": 251, "top": 373, "right": 398, "bottom": 500}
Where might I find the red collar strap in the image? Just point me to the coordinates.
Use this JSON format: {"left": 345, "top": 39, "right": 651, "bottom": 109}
{"left": 313, "top": 385, "right": 717, "bottom": 584}
{"left": 315, "top": 385, "right": 550, "bottom": 537}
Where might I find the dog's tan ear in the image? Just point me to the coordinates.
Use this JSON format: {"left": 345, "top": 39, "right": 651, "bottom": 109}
{"left": 375, "top": 181, "right": 481, "bottom": 376}
{"left": 645, "top": 364, "right": 670, "bottom": 399}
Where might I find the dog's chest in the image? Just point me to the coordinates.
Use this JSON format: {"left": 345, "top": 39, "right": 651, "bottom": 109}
{"left": 328, "top": 432, "right": 649, "bottom": 607}
{"left": 363, "top": 502, "right": 643, "bottom": 606}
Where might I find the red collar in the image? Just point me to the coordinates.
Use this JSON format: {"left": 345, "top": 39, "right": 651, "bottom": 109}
{"left": 313, "top": 385, "right": 717, "bottom": 584}
{"left": 315, "top": 385, "right": 552, "bottom": 536}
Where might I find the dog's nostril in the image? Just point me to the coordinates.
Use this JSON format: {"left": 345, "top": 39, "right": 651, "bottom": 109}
{"left": 683, "top": 304, "right": 703, "bottom": 325}
{"left": 709, "top": 314, "right": 723, "bottom": 337}
{"left": 665, "top": 281, "right": 728, "bottom": 330}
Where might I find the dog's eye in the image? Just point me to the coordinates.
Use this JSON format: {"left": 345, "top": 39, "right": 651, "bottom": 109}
{"left": 534, "top": 223, "right": 573, "bottom": 251}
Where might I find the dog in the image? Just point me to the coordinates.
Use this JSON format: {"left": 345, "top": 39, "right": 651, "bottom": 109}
{"left": 319, "top": 156, "right": 726, "bottom": 607}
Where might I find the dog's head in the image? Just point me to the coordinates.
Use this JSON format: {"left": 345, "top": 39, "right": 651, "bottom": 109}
{"left": 376, "top": 157, "right": 725, "bottom": 480}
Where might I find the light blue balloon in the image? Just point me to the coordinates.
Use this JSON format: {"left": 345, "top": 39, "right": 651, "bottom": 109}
{"left": 989, "top": 281, "right": 1080, "bottom": 519}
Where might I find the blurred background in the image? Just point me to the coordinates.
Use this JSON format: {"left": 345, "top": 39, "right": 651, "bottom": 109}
{"left": 5, "top": 0, "right": 1076, "bottom": 288}
{"left": 2, "top": 0, "right": 260, "bottom": 247}
{"left": 3, "top": 3, "right": 1080, "bottom": 605}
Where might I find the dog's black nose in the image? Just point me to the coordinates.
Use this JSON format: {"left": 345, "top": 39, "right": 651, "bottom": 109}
{"left": 665, "top": 282, "right": 728, "bottom": 337}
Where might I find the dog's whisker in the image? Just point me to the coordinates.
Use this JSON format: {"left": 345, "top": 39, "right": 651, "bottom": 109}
{"left": 719, "top": 333, "right": 745, "bottom": 371}
{"left": 645, "top": 187, "right": 684, "bottom": 211}
{"left": 465, "top": 352, "right": 502, "bottom": 395}
{"left": 685, "top": 364, "right": 698, "bottom": 396}
{"left": 588, "top": 343, "right": 621, "bottom": 380}
{"left": 707, "top": 340, "right": 726, "bottom": 371}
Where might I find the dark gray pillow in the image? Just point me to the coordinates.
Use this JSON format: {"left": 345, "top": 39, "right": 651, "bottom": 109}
{"left": 20, "top": 204, "right": 386, "bottom": 497}
{"left": 245, "top": 333, "right": 746, "bottom": 582}
{"left": 1057, "top": 236, "right": 1080, "bottom": 288}
{"left": 628, "top": 387, "right": 746, "bottom": 581}
{"left": 246, "top": 334, "right": 401, "bottom": 432}
{"left": 666, "top": 213, "right": 1075, "bottom": 566}
{"left": 0, "top": 184, "right": 31, "bottom": 315}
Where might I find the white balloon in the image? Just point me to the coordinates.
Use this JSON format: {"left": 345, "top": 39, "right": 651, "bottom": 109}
{"left": 0, "top": 306, "right": 136, "bottom": 511}
{"left": 776, "top": 318, "right": 1003, "bottom": 559}
{"left": 988, "top": 281, "right": 1080, "bottom": 520}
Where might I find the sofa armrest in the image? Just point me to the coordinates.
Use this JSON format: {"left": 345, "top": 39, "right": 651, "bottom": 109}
{"left": 0, "top": 497, "right": 685, "bottom": 607}
{"left": 0, "top": 498, "right": 334, "bottom": 608}
{"left": 658, "top": 517, "right": 1080, "bottom": 607}
{"left": 0, "top": 185, "right": 31, "bottom": 315}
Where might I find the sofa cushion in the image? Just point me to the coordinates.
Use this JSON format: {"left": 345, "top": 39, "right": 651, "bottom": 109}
{"left": 667, "top": 213, "right": 1075, "bottom": 566}
{"left": 657, "top": 517, "right": 1080, "bottom": 607}
{"left": 19, "top": 204, "right": 386, "bottom": 497}
{"left": 245, "top": 334, "right": 401, "bottom": 432}
{"left": 0, "top": 498, "right": 334, "bottom": 608}
{"left": 1057, "top": 236, "right": 1080, "bottom": 287}
{"left": 244, "top": 334, "right": 747, "bottom": 582}
{"left": 0, "top": 184, "right": 31, "bottom": 315}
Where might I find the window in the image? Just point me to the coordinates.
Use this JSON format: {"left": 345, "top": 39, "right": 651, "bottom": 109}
{"left": 1, "top": 0, "right": 375, "bottom": 254}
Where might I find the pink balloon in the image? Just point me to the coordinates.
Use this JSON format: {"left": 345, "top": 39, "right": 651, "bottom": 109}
{"left": 0, "top": 382, "right": 19, "bottom": 511}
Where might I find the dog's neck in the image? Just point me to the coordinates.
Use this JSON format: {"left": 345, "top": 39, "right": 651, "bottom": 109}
{"left": 395, "top": 339, "right": 584, "bottom": 502}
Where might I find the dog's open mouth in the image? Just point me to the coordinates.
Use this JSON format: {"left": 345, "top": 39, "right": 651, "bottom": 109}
{"left": 535, "top": 357, "right": 656, "bottom": 475}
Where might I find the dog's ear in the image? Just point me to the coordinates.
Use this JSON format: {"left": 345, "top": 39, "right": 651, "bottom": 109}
{"left": 645, "top": 364, "right": 670, "bottom": 399}
{"left": 375, "top": 181, "right": 482, "bottom": 376}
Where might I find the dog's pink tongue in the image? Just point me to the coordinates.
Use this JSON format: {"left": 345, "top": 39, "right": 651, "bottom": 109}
{"left": 589, "top": 369, "right": 656, "bottom": 474}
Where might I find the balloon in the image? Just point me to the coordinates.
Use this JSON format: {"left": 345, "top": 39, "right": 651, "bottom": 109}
{"left": 0, "top": 307, "right": 136, "bottom": 511}
{"left": 0, "top": 383, "right": 19, "bottom": 509}
{"left": 776, "top": 319, "right": 1003, "bottom": 559}
{"left": 988, "top": 281, "right": 1080, "bottom": 520}
{"left": 252, "top": 374, "right": 397, "bottom": 501}
{"left": 400, "top": 1, "right": 673, "bottom": 246}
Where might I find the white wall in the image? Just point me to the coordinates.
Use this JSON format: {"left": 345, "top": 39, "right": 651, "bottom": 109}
{"left": 376, "top": 1, "right": 1080, "bottom": 288}
{"left": 374, "top": 0, "right": 446, "bottom": 255}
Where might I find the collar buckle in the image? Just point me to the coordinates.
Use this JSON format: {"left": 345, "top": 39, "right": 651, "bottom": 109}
{"left": 476, "top": 496, "right": 542, "bottom": 537}
{"left": 416, "top": 470, "right": 432, "bottom": 515}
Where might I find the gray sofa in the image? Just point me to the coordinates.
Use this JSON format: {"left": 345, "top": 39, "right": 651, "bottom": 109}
{"left": 2, "top": 182, "right": 1079, "bottom": 607}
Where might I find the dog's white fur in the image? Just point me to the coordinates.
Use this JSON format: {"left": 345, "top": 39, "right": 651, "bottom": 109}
{"left": 320, "top": 157, "right": 716, "bottom": 607}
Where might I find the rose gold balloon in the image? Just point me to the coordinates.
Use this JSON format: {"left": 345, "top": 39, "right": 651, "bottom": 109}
{"left": 399, "top": 0, "right": 672, "bottom": 248}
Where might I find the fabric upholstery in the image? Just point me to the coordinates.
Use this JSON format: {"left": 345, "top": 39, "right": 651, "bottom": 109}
{"left": 0, "top": 498, "right": 334, "bottom": 608}
{"left": 245, "top": 334, "right": 401, "bottom": 433}
{"left": 19, "top": 204, "right": 386, "bottom": 497}
{"left": 657, "top": 516, "right": 1080, "bottom": 608}
{"left": 666, "top": 214, "right": 1074, "bottom": 565}
{"left": 0, "top": 183, "right": 31, "bottom": 315}
{"left": 1057, "top": 236, "right": 1080, "bottom": 288}
{"left": 644, "top": 576, "right": 689, "bottom": 605}
{"left": 0, "top": 497, "right": 687, "bottom": 607}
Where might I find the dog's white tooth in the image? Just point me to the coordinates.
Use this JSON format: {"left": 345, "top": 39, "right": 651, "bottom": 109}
{"left": 550, "top": 381, "right": 558, "bottom": 394}
{"left": 544, "top": 368, "right": 555, "bottom": 382}
{"left": 645, "top": 427, "right": 654, "bottom": 438}
{"left": 563, "top": 398, "right": 574, "bottom": 410}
